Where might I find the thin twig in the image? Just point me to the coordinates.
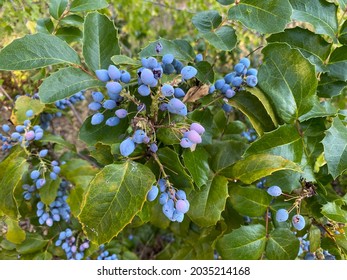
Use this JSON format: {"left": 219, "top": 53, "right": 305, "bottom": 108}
{"left": 0, "top": 86, "right": 14, "bottom": 103}
{"left": 68, "top": 103, "right": 83, "bottom": 126}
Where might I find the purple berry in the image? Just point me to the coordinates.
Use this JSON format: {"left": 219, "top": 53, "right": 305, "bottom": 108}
{"left": 25, "top": 130, "right": 35, "bottom": 141}
{"left": 186, "top": 130, "right": 202, "bottom": 144}
{"left": 150, "top": 143, "right": 158, "bottom": 153}
{"left": 175, "top": 199, "right": 189, "bottom": 214}
{"left": 190, "top": 123, "right": 205, "bottom": 135}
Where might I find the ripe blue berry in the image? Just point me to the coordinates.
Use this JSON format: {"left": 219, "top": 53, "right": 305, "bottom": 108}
{"left": 239, "top": 57, "right": 251, "bottom": 68}
{"left": 103, "top": 99, "right": 117, "bottom": 110}
{"left": 88, "top": 102, "right": 102, "bottom": 111}
{"left": 162, "top": 54, "right": 174, "bottom": 64}
{"left": 195, "top": 53, "right": 203, "bottom": 63}
{"left": 115, "top": 109, "right": 127, "bottom": 119}
{"left": 95, "top": 69, "right": 110, "bottom": 82}
{"left": 92, "top": 91, "right": 104, "bottom": 102}
{"left": 276, "top": 209, "right": 289, "bottom": 222}
{"left": 234, "top": 63, "right": 246, "bottom": 74}
{"left": 167, "top": 98, "right": 187, "bottom": 116}
{"left": 138, "top": 85, "right": 151, "bottom": 96}
{"left": 30, "top": 170, "right": 40, "bottom": 180}
{"left": 25, "top": 130, "right": 35, "bottom": 141}
{"left": 292, "top": 214, "right": 305, "bottom": 230}
{"left": 267, "top": 186, "right": 282, "bottom": 197}
{"left": 175, "top": 199, "right": 189, "bottom": 214}
{"left": 161, "top": 84, "right": 174, "bottom": 97}
{"left": 150, "top": 143, "right": 158, "bottom": 153}
{"left": 246, "top": 68, "right": 258, "bottom": 76}
{"left": 26, "top": 109, "right": 34, "bottom": 118}
{"left": 105, "top": 117, "right": 120, "bottom": 127}
{"left": 140, "top": 68, "right": 155, "bottom": 85}
{"left": 215, "top": 79, "right": 225, "bottom": 90}
{"left": 181, "top": 66, "right": 197, "bottom": 80}
{"left": 2, "top": 124, "right": 10, "bottom": 133}
{"left": 106, "top": 81, "right": 122, "bottom": 95}
{"left": 246, "top": 75, "right": 258, "bottom": 87}
{"left": 174, "top": 88, "right": 185, "bottom": 98}
{"left": 232, "top": 76, "right": 243, "bottom": 87}
{"left": 108, "top": 65, "right": 121, "bottom": 81}
{"left": 147, "top": 185, "right": 159, "bottom": 202}
{"left": 133, "top": 129, "right": 146, "bottom": 144}
{"left": 91, "top": 113, "right": 104, "bottom": 125}
{"left": 120, "top": 137, "right": 136, "bottom": 157}
{"left": 180, "top": 137, "right": 193, "bottom": 148}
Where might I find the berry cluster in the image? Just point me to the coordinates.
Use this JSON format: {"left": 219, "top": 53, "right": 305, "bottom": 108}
{"left": 36, "top": 180, "right": 71, "bottom": 227}
{"left": 96, "top": 244, "right": 118, "bottom": 260}
{"left": 180, "top": 122, "right": 205, "bottom": 149}
{"left": 209, "top": 57, "right": 258, "bottom": 112}
{"left": 0, "top": 110, "right": 43, "bottom": 152}
{"left": 241, "top": 128, "right": 257, "bottom": 142}
{"left": 119, "top": 129, "right": 150, "bottom": 157}
{"left": 55, "top": 228, "right": 90, "bottom": 260}
{"left": 90, "top": 65, "right": 131, "bottom": 125}
{"left": 157, "top": 179, "right": 189, "bottom": 222}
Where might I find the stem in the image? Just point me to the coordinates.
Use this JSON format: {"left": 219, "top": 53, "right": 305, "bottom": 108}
{"left": 246, "top": 45, "right": 264, "bottom": 57}
{"left": 199, "top": 95, "right": 224, "bottom": 111}
{"left": 265, "top": 207, "right": 270, "bottom": 238}
{"left": 152, "top": 153, "right": 168, "bottom": 178}
{"left": 0, "top": 86, "right": 14, "bottom": 103}
{"left": 67, "top": 103, "right": 83, "bottom": 126}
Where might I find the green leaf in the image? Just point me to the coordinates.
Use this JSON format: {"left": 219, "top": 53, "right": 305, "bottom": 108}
{"left": 188, "top": 174, "right": 228, "bottom": 227}
{"left": 60, "top": 14, "right": 84, "bottom": 27}
{"left": 229, "top": 90, "right": 276, "bottom": 135}
{"left": 228, "top": 0, "right": 292, "bottom": 34}
{"left": 0, "top": 33, "right": 80, "bottom": 70}
{"left": 244, "top": 124, "right": 303, "bottom": 163}
{"left": 217, "top": 0, "right": 234, "bottom": 5}
{"left": 321, "top": 202, "right": 347, "bottom": 223}
{"left": 229, "top": 185, "right": 271, "bottom": 217}
{"left": 309, "top": 225, "right": 321, "bottom": 252}
{"left": 265, "top": 170, "right": 302, "bottom": 193}
{"left": 229, "top": 154, "right": 302, "bottom": 184}
{"left": 49, "top": 0, "right": 68, "bottom": 19}
{"left": 216, "top": 224, "right": 267, "bottom": 259}
{"left": 339, "top": 20, "right": 347, "bottom": 44}
{"left": 36, "top": 18, "right": 54, "bottom": 34}
{"left": 192, "top": 10, "right": 222, "bottom": 33}
{"left": 13, "top": 96, "right": 45, "bottom": 123}
{"left": 298, "top": 99, "right": 337, "bottom": 121}
{"left": 195, "top": 61, "right": 214, "bottom": 84}
{"left": 89, "top": 143, "right": 114, "bottom": 166}
{"left": 56, "top": 26, "right": 82, "bottom": 43}
{"left": 16, "top": 233, "right": 48, "bottom": 254}
{"left": 317, "top": 73, "right": 347, "bottom": 98}
{"left": 266, "top": 228, "right": 300, "bottom": 259}
{"left": 79, "top": 111, "right": 129, "bottom": 146}
{"left": 4, "top": 217, "right": 26, "bottom": 244}
{"left": 205, "top": 139, "right": 248, "bottom": 173}
{"left": 70, "top": 0, "right": 109, "bottom": 12}
{"left": 267, "top": 27, "right": 331, "bottom": 72}
{"left": 202, "top": 25, "right": 237, "bottom": 51}
{"left": 40, "top": 134, "right": 76, "bottom": 151}
{"left": 171, "top": 243, "right": 214, "bottom": 260}
{"left": 258, "top": 43, "right": 317, "bottom": 123}
{"left": 83, "top": 12, "right": 120, "bottom": 71}
{"left": 322, "top": 117, "right": 347, "bottom": 179}
{"left": 38, "top": 67, "right": 103, "bottom": 103}
{"left": 289, "top": 0, "right": 338, "bottom": 41}
{"left": 327, "top": 46, "right": 347, "bottom": 81}
{"left": 78, "top": 161, "right": 155, "bottom": 244}
{"left": 111, "top": 55, "right": 140, "bottom": 66}
{"left": 33, "top": 251, "right": 53, "bottom": 260}
{"left": 182, "top": 147, "right": 210, "bottom": 189}
{"left": 157, "top": 147, "right": 194, "bottom": 190}
{"left": 39, "top": 178, "right": 61, "bottom": 205}
{"left": 61, "top": 159, "right": 98, "bottom": 215}
{"left": 0, "top": 148, "right": 28, "bottom": 219}
{"left": 139, "top": 38, "right": 195, "bottom": 61}
{"left": 338, "top": 0, "right": 347, "bottom": 10}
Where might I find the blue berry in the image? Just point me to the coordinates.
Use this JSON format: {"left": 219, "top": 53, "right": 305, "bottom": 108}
{"left": 133, "top": 129, "right": 146, "bottom": 144}
{"left": 181, "top": 66, "right": 197, "bottom": 80}
{"left": 147, "top": 185, "right": 159, "bottom": 202}
{"left": 140, "top": 68, "right": 155, "bottom": 85}
{"left": 161, "top": 84, "right": 174, "bottom": 97}
{"left": 222, "top": 103, "right": 233, "bottom": 113}
{"left": 88, "top": 102, "right": 102, "bottom": 111}
{"left": 267, "top": 186, "right": 282, "bottom": 197}
{"left": 39, "top": 149, "right": 48, "bottom": 157}
{"left": 2, "top": 124, "right": 10, "bottom": 133}
{"left": 186, "top": 130, "right": 202, "bottom": 144}
{"left": 175, "top": 199, "right": 189, "bottom": 214}
{"left": 103, "top": 99, "right": 117, "bottom": 110}
{"left": 180, "top": 137, "right": 193, "bottom": 148}
{"left": 246, "top": 75, "right": 258, "bottom": 87}
{"left": 92, "top": 91, "right": 104, "bottom": 102}
{"left": 30, "top": 170, "right": 40, "bottom": 180}
{"left": 26, "top": 109, "right": 34, "bottom": 118}
{"left": 150, "top": 143, "right": 158, "bottom": 153}
{"left": 234, "top": 63, "right": 246, "bottom": 74}
{"left": 276, "top": 209, "right": 289, "bottom": 222}
{"left": 195, "top": 53, "right": 203, "bottom": 63}
{"left": 91, "top": 113, "right": 104, "bottom": 125}
{"left": 232, "top": 76, "right": 243, "bottom": 87}
{"left": 167, "top": 98, "right": 187, "bottom": 116}
{"left": 159, "top": 193, "right": 169, "bottom": 205}
{"left": 105, "top": 117, "right": 120, "bottom": 127}
{"left": 174, "top": 88, "right": 185, "bottom": 98}
{"left": 215, "top": 79, "right": 226, "bottom": 90}
{"left": 106, "top": 81, "right": 122, "bottom": 96}
{"left": 95, "top": 69, "right": 110, "bottom": 82}
{"left": 25, "top": 131, "right": 35, "bottom": 141}
{"left": 292, "top": 214, "right": 305, "bottom": 230}
{"left": 138, "top": 85, "right": 151, "bottom": 96}
{"left": 239, "top": 57, "right": 251, "bottom": 68}
{"left": 115, "top": 109, "right": 127, "bottom": 119}
{"left": 162, "top": 54, "right": 174, "bottom": 64}
{"left": 120, "top": 70, "right": 131, "bottom": 83}
{"left": 246, "top": 68, "right": 258, "bottom": 76}
{"left": 120, "top": 137, "right": 136, "bottom": 157}
{"left": 108, "top": 65, "right": 121, "bottom": 81}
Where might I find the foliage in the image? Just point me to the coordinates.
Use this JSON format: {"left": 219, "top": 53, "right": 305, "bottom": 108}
{"left": 0, "top": 0, "right": 347, "bottom": 260}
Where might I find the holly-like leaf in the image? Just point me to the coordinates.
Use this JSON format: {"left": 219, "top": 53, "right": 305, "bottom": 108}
{"left": 298, "top": 99, "right": 337, "bottom": 122}
{"left": 216, "top": 224, "right": 267, "bottom": 259}
{"left": 229, "top": 90, "right": 277, "bottom": 135}
{"left": 266, "top": 228, "right": 300, "bottom": 260}
{"left": 317, "top": 73, "right": 347, "bottom": 98}
{"left": 327, "top": 46, "right": 347, "bottom": 81}
{"left": 227, "top": 154, "right": 302, "bottom": 184}
{"left": 192, "top": 10, "right": 222, "bottom": 33}
{"left": 322, "top": 117, "right": 347, "bottom": 179}
{"left": 83, "top": 12, "right": 120, "bottom": 72}
{"left": 243, "top": 124, "right": 303, "bottom": 163}
{"left": 16, "top": 233, "right": 48, "bottom": 255}
{"left": 188, "top": 174, "right": 228, "bottom": 227}
{"left": 182, "top": 147, "right": 210, "bottom": 189}
{"left": 321, "top": 202, "right": 347, "bottom": 223}
{"left": 111, "top": 55, "right": 140, "bottom": 66}
{"left": 56, "top": 26, "right": 83, "bottom": 43}
{"left": 0, "top": 148, "right": 28, "bottom": 219}
{"left": 78, "top": 161, "right": 155, "bottom": 244}
{"left": 228, "top": 0, "right": 292, "bottom": 34}
{"left": 70, "top": 0, "right": 109, "bottom": 12}
{"left": 0, "top": 33, "right": 80, "bottom": 70}
{"left": 229, "top": 185, "right": 271, "bottom": 217}
{"left": 49, "top": 0, "right": 68, "bottom": 19}
{"left": 38, "top": 67, "right": 103, "bottom": 103}
{"left": 202, "top": 25, "right": 237, "bottom": 51}
{"left": 289, "top": 0, "right": 338, "bottom": 41}
{"left": 267, "top": 27, "right": 331, "bottom": 72}
{"left": 258, "top": 43, "right": 317, "bottom": 123}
